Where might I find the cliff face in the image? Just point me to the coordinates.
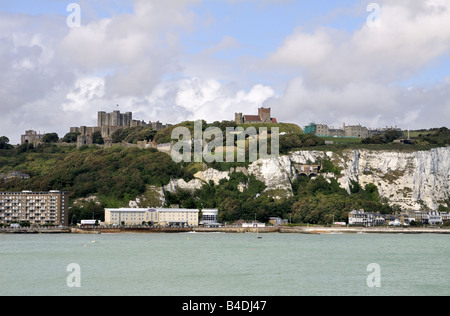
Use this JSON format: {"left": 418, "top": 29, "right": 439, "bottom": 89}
{"left": 160, "top": 146, "right": 450, "bottom": 211}
{"left": 337, "top": 147, "right": 450, "bottom": 210}
{"left": 247, "top": 147, "right": 450, "bottom": 211}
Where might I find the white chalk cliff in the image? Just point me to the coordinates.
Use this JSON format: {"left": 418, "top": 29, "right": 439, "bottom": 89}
{"left": 162, "top": 147, "right": 450, "bottom": 211}
{"left": 247, "top": 147, "right": 450, "bottom": 210}
{"left": 336, "top": 147, "right": 450, "bottom": 210}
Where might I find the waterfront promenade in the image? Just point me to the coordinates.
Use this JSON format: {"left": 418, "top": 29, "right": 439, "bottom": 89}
{"left": 2, "top": 226, "right": 449, "bottom": 234}
{"left": 0, "top": 227, "right": 71, "bottom": 234}
{"left": 74, "top": 226, "right": 450, "bottom": 234}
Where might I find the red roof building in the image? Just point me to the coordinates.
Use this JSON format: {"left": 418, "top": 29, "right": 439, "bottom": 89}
{"left": 235, "top": 108, "right": 277, "bottom": 124}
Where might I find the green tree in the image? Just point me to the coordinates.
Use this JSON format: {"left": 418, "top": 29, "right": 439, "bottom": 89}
{"left": 92, "top": 131, "right": 104, "bottom": 145}
{"left": 0, "top": 136, "right": 13, "bottom": 149}
{"left": 62, "top": 132, "right": 80, "bottom": 143}
{"left": 365, "top": 183, "right": 379, "bottom": 201}
{"left": 362, "top": 130, "right": 403, "bottom": 144}
{"left": 42, "top": 133, "right": 59, "bottom": 143}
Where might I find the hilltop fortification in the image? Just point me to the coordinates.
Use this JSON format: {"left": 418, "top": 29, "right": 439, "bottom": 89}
{"left": 70, "top": 110, "right": 171, "bottom": 148}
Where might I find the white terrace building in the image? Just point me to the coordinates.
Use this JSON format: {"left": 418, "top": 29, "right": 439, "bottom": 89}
{"left": 104, "top": 208, "right": 199, "bottom": 227}
{"left": 348, "top": 210, "right": 386, "bottom": 227}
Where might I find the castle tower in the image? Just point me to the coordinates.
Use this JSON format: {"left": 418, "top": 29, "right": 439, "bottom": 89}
{"left": 98, "top": 111, "right": 107, "bottom": 127}
{"left": 235, "top": 113, "right": 243, "bottom": 125}
{"left": 258, "top": 107, "right": 271, "bottom": 123}
{"left": 125, "top": 112, "right": 132, "bottom": 127}
{"left": 111, "top": 111, "right": 120, "bottom": 126}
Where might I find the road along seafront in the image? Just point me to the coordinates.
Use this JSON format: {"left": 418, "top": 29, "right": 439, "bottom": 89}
{"left": 69, "top": 226, "right": 450, "bottom": 234}
{"left": 2, "top": 226, "right": 448, "bottom": 234}
{"left": 0, "top": 227, "right": 72, "bottom": 234}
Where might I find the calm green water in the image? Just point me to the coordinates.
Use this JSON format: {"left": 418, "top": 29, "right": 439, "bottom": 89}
{"left": 0, "top": 232, "right": 449, "bottom": 296}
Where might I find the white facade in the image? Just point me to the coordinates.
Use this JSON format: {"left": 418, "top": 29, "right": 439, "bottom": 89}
{"left": 80, "top": 220, "right": 98, "bottom": 226}
{"left": 351, "top": 210, "right": 449, "bottom": 227}
{"left": 104, "top": 208, "right": 199, "bottom": 227}
{"left": 158, "top": 208, "right": 199, "bottom": 227}
{"left": 242, "top": 222, "right": 266, "bottom": 228}
{"left": 427, "top": 211, "right": 443, "bottom": 226}
{"left": 400, "top": 210, "right": 449, "bottom": 225}
{"left": 200, "top": 209, "right": 220, "bottom": 226}
{"left": 348, "top": 210, "right": 386, "bottom": 227}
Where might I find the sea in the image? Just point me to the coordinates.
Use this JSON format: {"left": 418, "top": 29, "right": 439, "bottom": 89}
{"left": 0, "top": 232, "right": 449, "bottom": 296}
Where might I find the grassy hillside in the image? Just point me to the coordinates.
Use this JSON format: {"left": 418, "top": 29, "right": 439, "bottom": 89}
{"left": 239, "top": 122, "right": 303, "bottom": 134}
{"left": 153, "top": 120, "right": 303, "bottom": 144}
{"left": 0, "top": 145, "right": 193, "bottom": 204}
{"left": 1, "top": 124, "right": 448, "bottom": 225}
{"left": 299, "top": 127, "right": 450, "bottom": 153}
{"left": 0, "top": 142, "right": 398, "bottom": 225}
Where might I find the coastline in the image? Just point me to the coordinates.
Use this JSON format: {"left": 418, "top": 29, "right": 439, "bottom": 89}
{"left": 2, "top": 226, "right": 449, "bottom": 235}
{"left": 74, "top": 226, "right": 450, "bottom": 235}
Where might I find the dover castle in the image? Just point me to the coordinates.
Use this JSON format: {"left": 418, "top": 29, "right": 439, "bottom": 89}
{"left": 70, "top": 110, "right": 171, "bottom": 148}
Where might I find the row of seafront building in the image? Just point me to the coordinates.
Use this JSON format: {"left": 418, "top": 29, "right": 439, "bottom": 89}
{"left": 2, "top": 191, "right": 448, "bottom": 229}
{"left": 348, "top": 210, "right": 450, "bottom": 227}
{"left": 0, "top": 190, "right": 219, "bottom": 228}
{"left": 103, "top": 208, "right": 219, "bottom": 227}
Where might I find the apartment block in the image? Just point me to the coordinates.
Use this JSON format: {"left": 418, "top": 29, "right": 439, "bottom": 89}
{"left": 0, "top": 191, "right": 69, "bottom": 226}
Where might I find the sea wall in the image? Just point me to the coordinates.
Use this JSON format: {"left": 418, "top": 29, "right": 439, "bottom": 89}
{"left": 69, "top": 226, "right": 450, "bottom": 234}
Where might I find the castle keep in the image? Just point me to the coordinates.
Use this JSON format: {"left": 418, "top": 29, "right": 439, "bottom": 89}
{"left": 97, "top": 111, "right": 134, "bottom": 127}
{"left": 70, "top": 110, "right": 170, "bottom": 147}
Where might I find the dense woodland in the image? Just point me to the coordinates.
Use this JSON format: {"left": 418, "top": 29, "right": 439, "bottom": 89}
{"left": 1, "top": 123, "right": 449, "bottom": 225}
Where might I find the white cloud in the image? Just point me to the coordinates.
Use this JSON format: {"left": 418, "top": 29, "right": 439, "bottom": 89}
{"left": 62, "top": 77, "right": 106, "bottom": 113}
{"left": 59, "top": 75, "right": 277, "bottom": 130}
{"left": 58, "top": 0, "right": 199, "bottom": 97}
{"left": 267, "top": 76, "right": 450, "bottom": 130}
{"left": 0, "top": 0, "right": 200, "bottom": 143}
{"left": 268, "top": 27, "right": 334, "bottom": 67}
{"left": 261, "top": 0, "right": 450, "bottom": 130}
{"left": 1, "top": 0, "right": 450, "bottom": 145}
{"left": 0, "top": 12, "right": 77, "bottom": 143}
{"left": 267, "top": 0, "right": 450, "bottom": 86}
{"left": 144, "top": 78, "right": 276, "bottom": 124}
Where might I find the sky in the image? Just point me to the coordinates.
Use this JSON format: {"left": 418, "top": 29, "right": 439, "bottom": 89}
{"left": 1, "top": 0, "right": 450, "bottom": 144}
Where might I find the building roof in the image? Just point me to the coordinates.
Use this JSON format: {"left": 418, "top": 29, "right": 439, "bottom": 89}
{"left": 243, "top": 115, "right": 262, "bottom": 122}
{"left": 158, "top": 208, "right": 199, "bottom": 213}
{"left": 105, "top": 208, "right": 199, "bottom": 213}
{"left": 243, "top": 115, "right": 278, "bottom": 123}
